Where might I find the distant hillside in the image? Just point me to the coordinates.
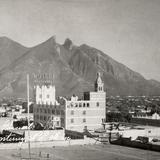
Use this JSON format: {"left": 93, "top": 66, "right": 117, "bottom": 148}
{"left": 0, "top": 36, "right": 160, "bottom": 98}
{"left": 0, "top": 37, "right": 29, "bottom": 70}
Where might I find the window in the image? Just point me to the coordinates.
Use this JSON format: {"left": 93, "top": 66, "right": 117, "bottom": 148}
{"left": 83, "top": 118, "right": 86, "bottom": 123}
{"left": 37, "top": 108, "right": 39, "bottom": 112}
{"left": 61, "top": 110, "right": 64, "bottom": 115}
{"left": 61, "top": 118, "right": 64, "bottom": 124}
{"left": 52, "top": 109, "right": 55, "bottom": 114}
{"left": 57, "top": 121, "right": 60, "bottom": 126}
{"left": 57, "top": 110, "right": 60, "bottom": 115}
{"left": 79, "top": 103, "right": 82, "bottom": 107}
{"left": 84, "top": 126, "right": 87, "bottom": 130}
{"left": 83, "top": 103, "right": 86, "bottom": 107}
{"left": 47, "top": 94, "right": 50, "bottom": 98}
{"left": 67, "top": 105, "right": 70, "bottom": 108}
{"left": 87, "top": 103, "right": 89, "bottom": 107}
{"left": 48, "top": 109, "right": 50, "bottom": 114}
{"left": 71, "top": 110, "right": 74, "bottom": 115}
{"left": 83, "top": 110, "right": 86, "bottom": 115}
{"left": 45, "top": 109, "right": 47, "bottom": 113}
{"left": 96, "top": 102, "right": 99, "bottom": 107}
{"left": 71, "top": 118, "right": 74, "bottom": 123}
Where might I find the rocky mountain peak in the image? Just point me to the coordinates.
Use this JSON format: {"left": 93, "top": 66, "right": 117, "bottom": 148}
{"left": 63, "top": 38, "right": 73, "bottom": 50}
{"left": 49, "top": 35, "right": 57, "bottom": 45}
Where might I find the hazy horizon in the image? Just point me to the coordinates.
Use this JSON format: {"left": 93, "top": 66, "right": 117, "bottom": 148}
{"left": 0, "top": 0, "right": 160, "bottom": 81}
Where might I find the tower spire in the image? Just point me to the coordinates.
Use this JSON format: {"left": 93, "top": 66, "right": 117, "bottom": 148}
{"left": 95, "top": 72, "right": 104, "bottom": 92}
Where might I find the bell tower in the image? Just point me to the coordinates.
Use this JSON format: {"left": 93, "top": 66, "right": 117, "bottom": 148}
{"left": 95, "top": 72, "right": 104, "bottom": 92}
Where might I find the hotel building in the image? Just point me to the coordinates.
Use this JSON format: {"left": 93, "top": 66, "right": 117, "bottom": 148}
{"left": 33, "top": 73, "right": 106, "bottom": 132}
{"left": 33, "top": 74, "right": 63, "bottom": 129}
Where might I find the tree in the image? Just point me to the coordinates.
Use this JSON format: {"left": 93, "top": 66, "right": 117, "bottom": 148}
{"left": 22, "top": 102, "right": 33, "bottom": 113}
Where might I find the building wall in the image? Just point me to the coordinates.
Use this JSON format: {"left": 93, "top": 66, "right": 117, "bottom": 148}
{"left": 34, "top": 82, "right": 63, "bottom": 128}
{"left": 90, "top": 92, "right": 106, "bottom": 101}
{"left": 152, "top": 113, "right": 160, "bottom": 120}
{"left": 131, "top": 118, "right": 160, "bottom": 127}
{"left": 25, "top": 129, "right": 65, "bottom": 142}
{"left": 65, "top": 94, "right": 106, "bottom": 132}
{"left": 34, "top": 104, "right": 65, "bottom": 128}
{"left": 120, "top": 128, "right": 160, "bottom": 140}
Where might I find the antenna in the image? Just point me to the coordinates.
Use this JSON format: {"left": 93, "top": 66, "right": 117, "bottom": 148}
{"left": 27, "top": 74, "right": 31, "bottom": 160}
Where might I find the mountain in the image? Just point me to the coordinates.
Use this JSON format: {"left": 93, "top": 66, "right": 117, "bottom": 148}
{"left": 0, "top": 37, "right": 29, "bottom": 70}
{"left": 0, "top": 36, "right": 160, "bottom": 98}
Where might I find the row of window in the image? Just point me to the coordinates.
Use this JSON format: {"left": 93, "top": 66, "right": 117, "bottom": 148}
{"left": 35, "top": 108, "right": 64, "bottom": 115}
{"left": 36, "top": 104, "right": 60, "bottom": 108}
{"left": 67, "top": 102, "right": 100, "bottom": 108}
{"left": 35, "top": 115, "right": 50, "bottom": 121}
{"left": 70, "top": 110, "right": 86, "bottom": 115}
{"left": 98, "top": 86, "right": 103, "bottom": 91}
{"left": 70, "top": 118, "right": 86, "bottom": 123}
{"left": 67, "top": 102, "right": 89, "bottom": 108}
{"left": 39, "top": 94, "right": 50, "bottom": 99}
{"left": 35, "top": 115, "right": 64, "bottom": 123}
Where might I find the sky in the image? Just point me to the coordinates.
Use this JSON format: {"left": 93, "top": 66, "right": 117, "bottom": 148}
{"left": 0, "top": 0, "right": 160, "bottom": 81}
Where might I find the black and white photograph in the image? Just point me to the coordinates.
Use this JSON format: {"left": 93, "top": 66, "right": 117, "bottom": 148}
{"left": 0, "top": 0, "right": 160, "bottom": 159}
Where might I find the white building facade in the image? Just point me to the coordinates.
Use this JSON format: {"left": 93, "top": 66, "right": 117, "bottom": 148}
{"left": 63, "top": 73, "right": 106, "bottom": 131}
{"left": 33, "top": 75, "right": 62, "bottom": 129}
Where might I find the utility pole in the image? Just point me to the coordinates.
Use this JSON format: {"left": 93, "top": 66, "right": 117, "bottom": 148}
{"left": 27, "top": 74, "right": 31, "bottom": 160}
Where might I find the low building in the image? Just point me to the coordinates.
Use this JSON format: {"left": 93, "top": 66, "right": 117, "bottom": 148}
{"left": 133, "top": 112, "right": 160, "bottom": 120}
{"left": 33, "top": 73, "right": 106, "bottom": 132}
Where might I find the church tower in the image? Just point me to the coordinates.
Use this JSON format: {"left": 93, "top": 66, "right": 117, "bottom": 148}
{"left": 95, "top": 72, "right": 104, "bottom": 92}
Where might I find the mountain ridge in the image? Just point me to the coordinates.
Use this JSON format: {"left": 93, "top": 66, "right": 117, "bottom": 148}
{"left": 0, "top": 36, "right": 160, "bottom": 98}
{"left": 0, "top": 36, "right": 29, "bottom": 71}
